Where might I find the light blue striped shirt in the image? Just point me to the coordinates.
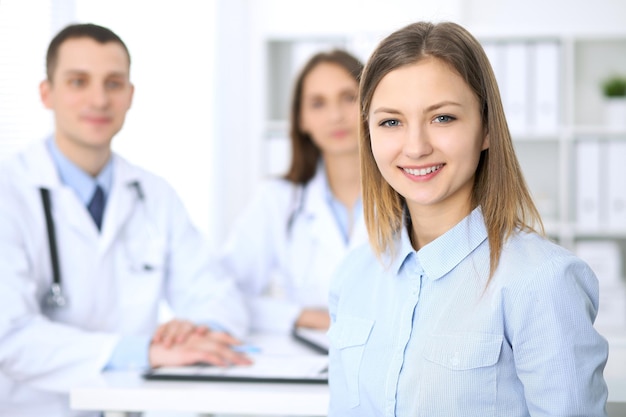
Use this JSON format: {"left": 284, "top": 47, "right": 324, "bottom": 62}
{"left": 46, "top": 138, "right": 113, "bottom": 205}
{"left": 328, "top": 207, "right": 608, "bottom": 417}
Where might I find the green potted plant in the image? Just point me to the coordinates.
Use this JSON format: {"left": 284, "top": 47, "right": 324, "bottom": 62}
{"left": 603, "top": 75, "right": 626, "bottom": 97}
{"left": 601, "top": 74, "right": 626, "bottom": 129}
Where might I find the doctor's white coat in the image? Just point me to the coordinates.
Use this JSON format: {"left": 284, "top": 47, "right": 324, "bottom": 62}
{"left": 219, "top": 168, "right": 367, "bottom": 333}
{"left": 0, "top": 140, "right": 248, "bottom": 416}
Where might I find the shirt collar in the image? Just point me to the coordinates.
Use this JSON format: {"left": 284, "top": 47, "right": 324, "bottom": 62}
{"left": 46, "top": 137, "right": 114, "bottom": 205}
{"left": 390, "top": 206, "right": 488, "bottom": 280}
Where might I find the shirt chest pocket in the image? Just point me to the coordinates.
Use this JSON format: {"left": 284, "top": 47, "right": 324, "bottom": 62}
{"left": 418, "top": 333, "right": 502, "bottom": 416}
{"left": 423, "top": 333, "right": 502, "bottom": 370}
{"left": 328, "top": 315, "right": 374, "bottom": 409}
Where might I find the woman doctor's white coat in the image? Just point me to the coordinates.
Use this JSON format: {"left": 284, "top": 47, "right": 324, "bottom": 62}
{"left": 219, "top": 168, "right": 367, "bottom": 334}
{"left": 0, "top": 140, "right": 248, "bottom": 417}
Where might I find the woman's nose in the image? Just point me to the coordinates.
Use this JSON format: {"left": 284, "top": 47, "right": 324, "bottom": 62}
{"left": 403, "top": 124, "right": 433, "bottom": 158}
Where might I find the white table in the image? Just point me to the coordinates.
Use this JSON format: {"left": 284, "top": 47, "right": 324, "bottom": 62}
{"left": 71, "top": 332, "right": 626, "bottom": 416}
{"left": 71, "top": 371, "right": 328, "bottom": 416}
{"left": 71, "top": 333, "right": 329, "bottom": 416}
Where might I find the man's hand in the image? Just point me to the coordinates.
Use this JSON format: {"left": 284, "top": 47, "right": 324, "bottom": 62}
{"left": 152, "top": 319, "right": 209, "bottom": 348}
{"left": 149, "top": 330, "right": 253, "bottom": 368}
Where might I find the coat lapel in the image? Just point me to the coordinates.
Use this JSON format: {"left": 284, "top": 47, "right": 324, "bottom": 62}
{"left": 24, "top": 142, "right": 142, "bottom": 251}
{"left": 98, "top": 156, "right": 141, "bottom": 255}
{"left": 303, "top": 167, "right": 367, "bottom": 251}
{"left": 24, "top": 141, "right": 95, "bottom": 241}
{"left": 303, "top": 169, "right": 346, "bottom": 252}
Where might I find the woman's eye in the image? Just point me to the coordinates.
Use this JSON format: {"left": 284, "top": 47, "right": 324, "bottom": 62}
{"left": 433, "top": 115, "right": 455, "bottom": 123}
{"left": 380, "top": 119, "right": 400, "bottom": 127}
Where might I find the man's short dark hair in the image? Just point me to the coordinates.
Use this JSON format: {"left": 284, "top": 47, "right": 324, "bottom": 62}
{"left": 46, "top": 23, "right": 131, "bottom": 82}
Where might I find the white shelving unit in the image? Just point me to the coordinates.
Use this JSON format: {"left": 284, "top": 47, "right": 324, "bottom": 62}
{"left": 565, "top": 34, "right": 626, "bottom": 341}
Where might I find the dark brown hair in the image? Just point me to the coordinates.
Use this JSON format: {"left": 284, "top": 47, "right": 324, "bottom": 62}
{"left": 283, "top": 49, "right": 364, "bottom": 184}
{"left": 46, "top": 23, "right": 130, "bottom": 82}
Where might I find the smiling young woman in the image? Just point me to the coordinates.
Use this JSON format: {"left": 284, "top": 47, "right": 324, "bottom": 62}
{"left": 327, "top": 21, "right": 609, "bottom": 417}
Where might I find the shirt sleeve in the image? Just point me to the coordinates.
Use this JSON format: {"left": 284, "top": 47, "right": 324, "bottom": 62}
{"left": 506, "top": 254, "right": 609, "bottom": 416}
{"left": 104, "top": 335, "right": 151, "bottom": 371}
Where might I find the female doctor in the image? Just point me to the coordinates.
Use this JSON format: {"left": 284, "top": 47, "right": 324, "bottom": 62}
{"left": 0, "top": 23, "right": 249, "bottom": 416}
{"left": 219, "top": 50, "right": 367, "bottom": 333}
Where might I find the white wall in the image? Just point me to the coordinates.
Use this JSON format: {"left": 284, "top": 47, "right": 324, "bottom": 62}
{"left": 0, "top": 1, "right": 55, "bottom": 159}
{"left": 251, "top": 0, "right": 464, "bottom": 36}
{"left": 211, "top": 0, "right": 257, "bottom": 242}
{"left": 463, "top": 0, "right": 626, "bottom": 35}
{"left": 75, "top": 0, "right": 219, "bottom": 240}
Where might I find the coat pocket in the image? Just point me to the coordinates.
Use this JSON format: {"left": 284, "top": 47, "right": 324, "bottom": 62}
{"left": 123, "top": 237, "right": 166, "bottom": 274}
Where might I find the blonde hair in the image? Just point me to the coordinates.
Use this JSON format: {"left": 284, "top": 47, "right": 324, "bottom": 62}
{"left": 359, "top": 21, "right": 543, "bottom": 279}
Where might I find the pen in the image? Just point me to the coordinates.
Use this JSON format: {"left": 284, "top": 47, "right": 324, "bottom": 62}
{"left": 232, "top": 344, "right": 262, "bottom": 354}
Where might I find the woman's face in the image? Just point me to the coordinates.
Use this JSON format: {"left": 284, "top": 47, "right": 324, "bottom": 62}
{"left": 299, "top": 62, "right": 359, "bottom": 158}
{"left": 368, "top": 57, "right": 489, "bottom": 218}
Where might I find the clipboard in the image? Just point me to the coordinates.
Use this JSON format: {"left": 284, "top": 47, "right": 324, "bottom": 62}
{"left": 292, "top": 327, "right": 330, "bottom": 354}
{"left": 143, "top": 354, "right": 328, "bottom": 384}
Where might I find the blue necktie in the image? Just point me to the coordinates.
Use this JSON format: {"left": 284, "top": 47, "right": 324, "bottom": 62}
{"left": 87, "top": 185, "right": 105, "bottom": 231}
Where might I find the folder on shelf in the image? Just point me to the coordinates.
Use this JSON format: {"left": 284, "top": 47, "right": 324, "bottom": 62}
{"left": 143, "top": 354, "right": 328, "bottom": 384}
{"left": 502, "top": 42, "right": 530, "bottom": 135}
{"left": 607, "top": 141, "right": 626, "bottom": 230}
{"left": 530, "top": 41, "right": 560, "bottom": 134}
{"left": 482, "top": 41, "right": 506, "bottom": 94}
{"left": 576, "top": 140, "right": 602, "bottom": 230}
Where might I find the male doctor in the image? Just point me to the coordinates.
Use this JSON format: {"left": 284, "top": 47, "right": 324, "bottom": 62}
{"left": 0, "top": 23, "right": 250, "bottom": 416}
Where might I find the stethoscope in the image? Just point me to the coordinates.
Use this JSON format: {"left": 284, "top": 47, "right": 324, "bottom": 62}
{"left": 39, "top": 180, "right": 145, "bottom": 309}
{"left": 286, "top": 182, "right": 309, "bottom": 238}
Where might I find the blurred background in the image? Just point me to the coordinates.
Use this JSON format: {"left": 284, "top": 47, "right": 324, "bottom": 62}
{"left": 1, "top": 0, "right": 626, "bottom": 330}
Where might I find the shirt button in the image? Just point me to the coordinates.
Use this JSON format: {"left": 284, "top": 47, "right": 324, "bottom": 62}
{"left": 450, "top": 352, "right": 460, "bottom": 367}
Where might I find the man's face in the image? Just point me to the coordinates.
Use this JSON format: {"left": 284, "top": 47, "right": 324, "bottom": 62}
{"left": 40, "top": 37, "right": 134, "bottom": 154}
